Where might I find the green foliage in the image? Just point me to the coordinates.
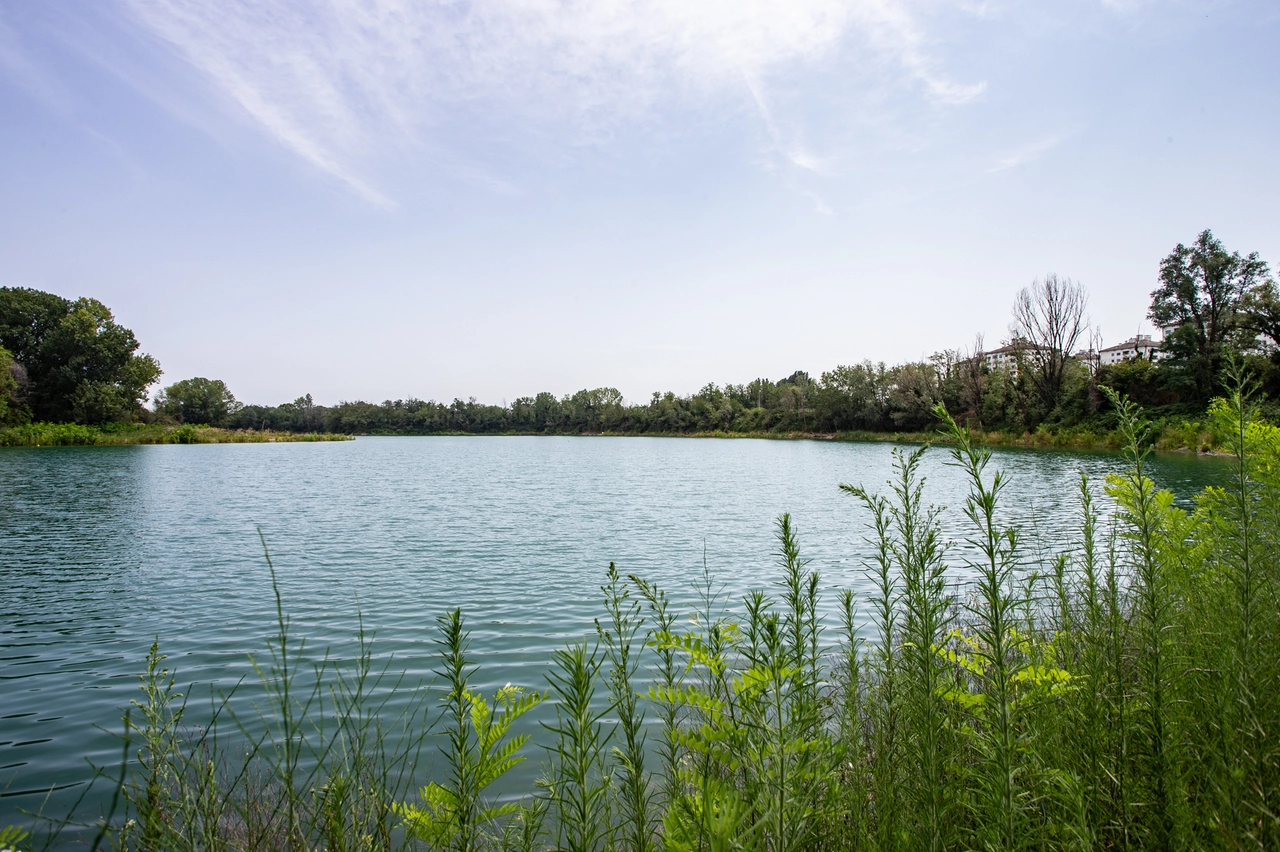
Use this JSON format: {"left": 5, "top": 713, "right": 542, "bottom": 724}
{"left": 0, "top": 421, "right": 101, "bottom": 446}
{"left": 155, "top": 378, "right": 242, "bottom": 426}
{"left": 0, "top": 287, "right": 161, "bottom": 424}
{"left": 542, "top": 640, "right": 612, "bottom": 852}
{"left": 0, "top": 422, "right": 351, "bottom": 447}
{"left": 397, "top": 610, "right": 542, "bottom": 851}
{"left": 0, "top": 345, "right": 27, "bottom": 426}
{"left": 171, "top": 424, "right": 200, "bottom": 444}
{"left": 107, "top": 538, "right": 431, "bottom": 852}
{"left": 1149, "top": 229, "right": 1272, "bottom": 404}
{"left": 221, "top": 352, "right": 1271, "bottom": 446}
{"left": 0, "top": 826, "right": 29, "bottom": 852}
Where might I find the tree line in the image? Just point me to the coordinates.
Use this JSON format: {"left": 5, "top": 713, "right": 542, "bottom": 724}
{"left": 3, "top": 228, "right": 1278, "bottom": 436}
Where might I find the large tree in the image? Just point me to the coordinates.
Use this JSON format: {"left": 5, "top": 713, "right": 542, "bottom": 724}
{"left": 155, "top": 377, "right": 241, "bottom": 426}
{"left": 1011, "top": 274, "right": 1090, "bottom": 419}
{"left": 0, "top": 287, "right": 162, "bottom": 423}
{"left": 814, "top": 362, "right": 889, "bottom": 430}
{"left": 1148, "top": 230, "right": 1269, "bottom": 400}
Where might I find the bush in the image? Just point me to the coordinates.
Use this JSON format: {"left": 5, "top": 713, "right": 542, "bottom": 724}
{"left": 170, "top": 424, "right": 200, "bottom": 444}
{"left": 0, "top": 422, "right": 101, "bottom": 446}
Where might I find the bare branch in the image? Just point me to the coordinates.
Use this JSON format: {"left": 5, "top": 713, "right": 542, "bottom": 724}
{"left": 1011, "top": 274, "right": 1090, "bottom": 411}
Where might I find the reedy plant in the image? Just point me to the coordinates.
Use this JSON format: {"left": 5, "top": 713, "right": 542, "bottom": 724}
{"left": 541, "top": 640, "right": 612, "bottom": 852}
{"left": 648, "top": 596, "right": 747, "bottom": 852}
{"left": 1188, "top": 375, "right": 1280, "bottom": 848}
{"left": 840, "top": 482, "right": 905, "bottom": 852}
{"left": 1053, "top": 474, "right": 1113, "bottom": 847}
{"left": 828, "top": 589, "right": 872, "bottom": 850}
{"left": 596, "top": 563, "right": 656, "bottom": 852}
{"left": 936, "top": 404, "right": 1030, "bottom": 851}
{"left": 883, "top": 446, "right": 956, "bottom": 851}
{"left": 114, "top": 540, "right": 430, "bottom": 852}
{"left": 1103, "top": 387, "right": 1188, "bottom": 851}
{"left": 629, "top": 575, "right": 685, "bottom": 818}
{"left": 651, "top": 518, "right": 835, "bottom": 852}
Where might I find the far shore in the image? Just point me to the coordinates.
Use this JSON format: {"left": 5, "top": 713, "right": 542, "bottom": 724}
{"left": 0, "top": 422, "right": 352, "bottom": 447}
{"left": 338, "top": 424, "right": 1222, "bottom": 455}
{"left": 2, "top": 420, "right": 1224, "bottom": 455}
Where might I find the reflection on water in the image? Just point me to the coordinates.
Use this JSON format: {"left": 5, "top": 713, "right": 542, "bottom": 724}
{"left": 0, "top": 437, "right": 1227, "bottom": 833}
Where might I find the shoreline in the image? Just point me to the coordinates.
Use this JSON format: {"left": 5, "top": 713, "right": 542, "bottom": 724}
{"left": 0, "top": 423, "right": 352, "bottom": 447}
{"left": 1, "top": 422, "right": 1221, "bottom": 455}
{"left": 343, "top": 425, "right": 1222, "bottom": 455}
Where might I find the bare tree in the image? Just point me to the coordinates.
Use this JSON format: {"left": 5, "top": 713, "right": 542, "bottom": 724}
{"left": 1084, "top": 327, "right": 1104, "bottom": 377}
{"left": 955, "top": 334, "right": 987, "bottom": 427}
{"left": 1011, "top": 274, "right": 1090, "bottom": 414}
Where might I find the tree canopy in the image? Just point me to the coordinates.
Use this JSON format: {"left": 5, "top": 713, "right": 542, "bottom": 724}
{"left": 1149, "top": 229, "right": 1270, "bottom": 401}
{"left": 0, "top": 345, "right": 22, "bottom": 426}
{"left": 155, "top": 377, "right": 241, "bottom": 426}
{"left": 0, "top": 287, "right": 161, "bottom": 424}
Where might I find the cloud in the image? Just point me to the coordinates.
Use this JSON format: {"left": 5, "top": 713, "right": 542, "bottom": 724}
{"left": 988, "top": 133, "right": 1067, "bottom": 172}
{"left": 848, "top": 0, "right": 987, "bottom": 105}
{"left": 111, "top": 0, "right": 984, "bottom": 205}
{"left": 743, "top": 73, "right": 832, "bottom": 175}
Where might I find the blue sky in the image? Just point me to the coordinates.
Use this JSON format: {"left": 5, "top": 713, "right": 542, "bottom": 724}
{"left": 1, "top": 0, "right": 1277, "bottom": 406}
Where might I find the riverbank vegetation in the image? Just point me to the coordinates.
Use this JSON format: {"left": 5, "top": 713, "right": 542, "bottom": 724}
{"left": 16, "top": 386, "right": 1277, "bottom": 851}
{"left": 0, "top": 422, "right": 349, "bottom": 447}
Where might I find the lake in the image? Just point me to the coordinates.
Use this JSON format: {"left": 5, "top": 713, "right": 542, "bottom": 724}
{"left": 0, "top": 436, "right": 1226, "bottom": 835}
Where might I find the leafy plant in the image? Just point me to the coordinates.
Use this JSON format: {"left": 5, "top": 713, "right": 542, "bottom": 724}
{"left": 397, "top": 609, "right": 541, "bottom": 851}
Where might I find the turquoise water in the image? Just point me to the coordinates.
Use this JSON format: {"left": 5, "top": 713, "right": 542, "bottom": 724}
{"left": 0, "top": 436, "right": 1225, "bottom": 835}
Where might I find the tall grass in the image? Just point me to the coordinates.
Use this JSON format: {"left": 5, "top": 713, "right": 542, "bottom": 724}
{"left": 69, "top": 545, "right": 432, "bottom": 852}
{"left": 0, "top": 422, "right": 351, "bottom": 447}
{"left": 19, "top": 390, "right": 1280, "bottom": 852}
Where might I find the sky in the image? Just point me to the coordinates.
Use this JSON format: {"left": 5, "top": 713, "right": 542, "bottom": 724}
{"left": 1, "top": 0, "right": 1278, "bottom": 407}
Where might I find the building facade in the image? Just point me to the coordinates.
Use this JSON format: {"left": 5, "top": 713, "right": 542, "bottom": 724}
{"left": 981, "top": 337, "right": 1050, "bottom": 379}
{"left": 1098, "top": 334, "right": 1162, "bottom": 366}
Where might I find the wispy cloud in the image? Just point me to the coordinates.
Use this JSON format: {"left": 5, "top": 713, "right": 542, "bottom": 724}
{"left": 743, "top": 73, "right": 831, "bottom": 175}
{"left": 849, "top": 0, "right": 987, "bottom": 105}
{"left": 988, "top": 133, "right": 1068, "bottom": 172}
{"left": 742, "top": 73, "right": 838, "bottom": 214}
{"left": 105, "top": 0, "right": 985, "bottom": 205}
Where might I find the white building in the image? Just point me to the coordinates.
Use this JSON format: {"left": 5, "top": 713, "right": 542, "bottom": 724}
{"left": 981, "top": 337, "right": 1050, "bottom": 379}
{"left": 1098, "top": 334, "right": 1162, "bottom": 366}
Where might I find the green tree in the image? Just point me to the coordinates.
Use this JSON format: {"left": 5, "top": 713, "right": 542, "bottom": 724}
{"left": 815, "top": 362, "right": 888, "bottom": 430}
{"left": 886, "top": 362, "right": 941, "bottom": 430}
{"left": 155, "top": 377, "right": 241, "bottom": 426}
{"left": 564, "top": 387, "right": 624, "bottom": 432}
{"left": 0, "top": 345, "right": 27, "bottom": 425}
{"left": 0, "top": 287, "right": 162, "bottom": 424}
{"left": 1148, "top": 230, "right": 1269, "bottom": 401}
{"left": 1240, "top": 277, "right": 1280, "bottom": 352}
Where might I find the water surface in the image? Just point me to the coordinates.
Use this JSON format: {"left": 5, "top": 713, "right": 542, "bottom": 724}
{"left": 0, "top": 436, "right": 1225, "bottom": 832}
